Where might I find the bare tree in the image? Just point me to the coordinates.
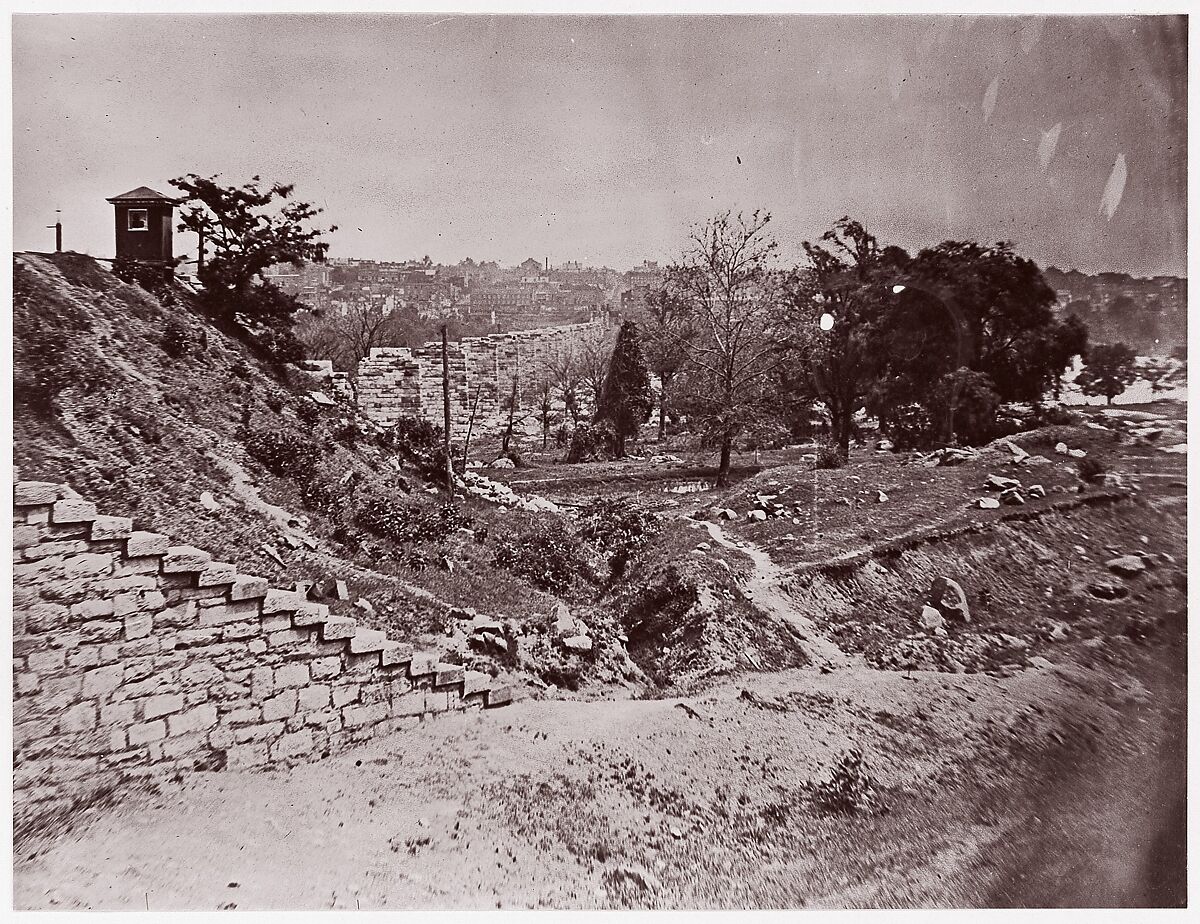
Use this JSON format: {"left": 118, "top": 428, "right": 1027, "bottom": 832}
{"left": 577, "top": 327, "right": 614, "bottom": 412}
{"left": 664, "top": 210, "right": 790, "bottom": 485}
{"left": 545, "top": 344, "right": 585, "bottom": 426}
{"left": 294, "top": 294, "right": 404, "bottom": 370}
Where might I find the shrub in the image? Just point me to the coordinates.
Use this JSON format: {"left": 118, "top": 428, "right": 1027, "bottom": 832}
{"left": 330, "top": 417, "right": 368, "bottom": 447}
{"left": 112, "top": 258, "right": 175, "bottom": 297}
{"left": 577, "top": 498, "right": 659, "bottom": 579}
{"left": 160, "top": 318, "right": 191, "bottom": 358}
{"left": 296, "top": 399, "right": 320, "bottom": 427}
{"left": 355, "top": 496, "right": 471, "bottom": 545}
{"left": 299, "top": 476, "right": 344, "bottom": 519}
{"left": 813, "top": 748, "right": 877, "bottom": 814}
{"left": 1076, "top": 455, "right": 1106, "bottom": 483}
{"left": 243, "top": 429, "right": 322, "bottom": 481}
{"left": 381, "top": 416, "right": 442, "bottom": 455}
{"left": 566, "top": 420, "right": 618, "bottom": 463}
{"left": 493, "top": 522, "right": 586, "bottom": 593}
{"left": 812, "top": 442, "right": 844, "bottom": 469}
{"left": 1030, "top": 404, "right": 1080, "bottom": 427}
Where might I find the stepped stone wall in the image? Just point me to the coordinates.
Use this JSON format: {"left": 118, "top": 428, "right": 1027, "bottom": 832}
{"left": 12, "top": 481, "right": 511, "bottom": 823}
{"left": 356, "top": 318, "right": 612, "bottom": 439}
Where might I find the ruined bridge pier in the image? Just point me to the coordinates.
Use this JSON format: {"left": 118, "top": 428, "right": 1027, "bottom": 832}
{"left": 356, "top": 318, "right": 612, "bottom": 440}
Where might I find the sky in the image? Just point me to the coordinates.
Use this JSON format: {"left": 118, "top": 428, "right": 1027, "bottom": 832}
{"left": 11, "top": 13, "right": 1188, "bottom": 276}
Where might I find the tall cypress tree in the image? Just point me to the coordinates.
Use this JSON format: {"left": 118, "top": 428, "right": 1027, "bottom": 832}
{"left": 595, "top": 320, "right": 653, "bottom": 458}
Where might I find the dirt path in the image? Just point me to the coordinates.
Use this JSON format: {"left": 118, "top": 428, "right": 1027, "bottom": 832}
{"left": 696, "top": 519, "right": 858, "bottom": 670}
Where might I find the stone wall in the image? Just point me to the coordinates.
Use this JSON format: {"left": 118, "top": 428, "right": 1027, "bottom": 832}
{"left": 356, "top": 318, "right": 612, "bottom": 439}
{"left": 12, "top": 481, "right": 511, "bottom": 824}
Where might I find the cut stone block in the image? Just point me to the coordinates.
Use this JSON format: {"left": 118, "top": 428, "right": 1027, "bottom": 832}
{"left": 162, "top": 546, "right": 212, "bottom": 573}
{"left": 90, "top": 515, "right": 133, "bottom": 541}
{"left": 51, "top": 499, "right": 98, "bottom": 525}
{"left": 261, "top": 588, "right": 307, "bottom": 615}
{"left": 196, "top": 562, "right": 238, "bottom": 587}
{"left": 230, "top": 575, "right": 269, "bottom": 601}
{"left": 349, "top": 628, "right": 387, "bottom": 654}
{"left": 434, "top": 663, "right": 465, "bottom": 687}
{"left": 322, "top": 618, "right": 356, "bottom": 640}
{"left": 381, "top": 642, "right": 414, "bottom": 667}
{"left": 485, "top": 685, "right": 513, "bottom": 708}
{"left": 126, "top": 531, "right": 170, "bottom": 558}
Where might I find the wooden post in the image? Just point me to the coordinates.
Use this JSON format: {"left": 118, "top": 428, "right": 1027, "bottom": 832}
{"left": 441, "top": 322, "right": 454, "bottom": 493}
{"left": 47, "top": 211, "right": 62, "bottom": 252}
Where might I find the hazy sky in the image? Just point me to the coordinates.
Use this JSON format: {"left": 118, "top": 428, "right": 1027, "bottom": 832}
{"left": 12, "top": 14, "right": 1187, "bottom": 276}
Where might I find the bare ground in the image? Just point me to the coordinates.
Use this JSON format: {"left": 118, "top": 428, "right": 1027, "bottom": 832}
{"left": 13, "top": 639, "right": 1183, "bottom": 909}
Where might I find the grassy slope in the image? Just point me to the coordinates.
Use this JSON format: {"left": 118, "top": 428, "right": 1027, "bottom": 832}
{"left": 12, "top": 253, "right": 560, "bottom": 653}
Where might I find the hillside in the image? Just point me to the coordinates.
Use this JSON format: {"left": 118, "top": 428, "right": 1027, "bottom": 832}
{"left": 11, "top": 252, "right": 778, "bottom": 697}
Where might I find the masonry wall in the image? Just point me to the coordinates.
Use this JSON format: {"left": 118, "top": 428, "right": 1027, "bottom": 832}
{"left": 356, "top": 318, "right": 611, "bottom": 439}
{"left": 12, "top": 481, "right": 511, "bottom": 824}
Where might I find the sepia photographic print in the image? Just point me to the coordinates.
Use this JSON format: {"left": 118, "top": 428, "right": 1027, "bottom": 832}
{"left": 9, "top": 6, "right": 1190, "bottom": 912}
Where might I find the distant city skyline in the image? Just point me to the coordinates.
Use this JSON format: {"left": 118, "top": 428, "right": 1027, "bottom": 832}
{"left": 13, "top": 14, "right": 1187, "bottom": 277}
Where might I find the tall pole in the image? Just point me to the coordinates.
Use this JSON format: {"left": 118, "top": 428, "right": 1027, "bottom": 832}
{"left": 440, "top": 321, "right": 454, "bottom": 494}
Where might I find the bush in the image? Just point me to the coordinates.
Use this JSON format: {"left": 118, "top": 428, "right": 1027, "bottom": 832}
{"left": 566, "top": 420, "right": 618, "bottom": 463}
{"left": 812, "top": 442, "right": 844, "bottom": 469}
{"left": 813, "top": 748, "right": 877, "bottom": 814}
{"left": 1030, "top": 404, "right": 1081, "bottom": 428}
{"left": 160, "top": 318, "right": 191, "bottom": 358}
{"left": 355, "top": 495, "right": 471, "bottom": 545}
{"left": 296, "top": 399, "right": 321, "bottom": 427}
{"left": 1077, "top": 455, "right": 1106, "bottom": 483}
{"left": 330, "top": 417, "right": 368, "bottom": 447}
{"left": 299, "top": 475, "right": 345, "bottom": 519}
{"left": 577, "top": 498, "right": 659, "bottom": 579}
{"left": 493, "top": 522, "right": 587, "bottom": 593}
{"left": 381, "top": 416, "right": 442, "bottom": 455}
{"left": 112, "top": 258, "right": 175, "bottom": 297}
{"left": 243, "top": 429, "right": 322, "bottom": 481}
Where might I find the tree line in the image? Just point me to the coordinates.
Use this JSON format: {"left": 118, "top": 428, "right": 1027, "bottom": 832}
{"left": 159, "top": 177, "right": 1176, "bottom": 484}
{"left": 588, "top": 211, "right": 1180, "bottom": 484}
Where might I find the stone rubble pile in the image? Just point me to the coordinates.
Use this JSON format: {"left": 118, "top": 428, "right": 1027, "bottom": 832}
{"left": 456, "top": 470, "right": 561, "bottom": 514}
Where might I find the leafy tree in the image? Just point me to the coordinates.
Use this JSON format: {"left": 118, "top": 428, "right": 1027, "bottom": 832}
{"left": 1076, "top": 342, "right": 1138, "bottom": 404}
{"left": 170, "top": 174, "right": 335, "bottom": 332}
{"left": 665, "top": 211, "right": 791, "bottom": 483}
{"left": 594, "top": 320, "right": 653, "bottom": 458}
{"left": 786, "top": 218, "right": 910, "bottom": 457}
{"left": 544, "top": 343, "right": 586, "bottom": 425}
{"left": 905, "top": 241, "right": 1070, "bottom": 405}
{"left": 787, "top": 223, "right": 1084, "bottom": 451}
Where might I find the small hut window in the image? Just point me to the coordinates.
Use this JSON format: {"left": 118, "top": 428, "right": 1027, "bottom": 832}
{"left": 127, "top": 209, "right": 149, "bottom": 232}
